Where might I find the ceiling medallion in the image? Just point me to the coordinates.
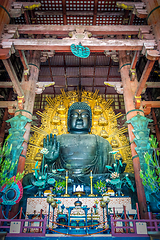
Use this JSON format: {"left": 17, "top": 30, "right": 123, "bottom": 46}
{"left": 70, "top": 43, "right": 90, "bottom": 58}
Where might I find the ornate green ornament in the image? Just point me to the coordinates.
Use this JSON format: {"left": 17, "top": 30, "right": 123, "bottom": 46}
{"left": 126, "top": 114, "right": 153, "bottom": 162}
{"left": 126, "top": 114, "right": 153, "bottom": 201}
{"left": 70, "top": 43, "right": 90, "bottom": 58}
{"left": 6, "top": 114, "right": 32, "bottom": 176}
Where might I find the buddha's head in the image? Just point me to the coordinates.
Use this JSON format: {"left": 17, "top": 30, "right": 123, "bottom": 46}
{"left": 67, "top": 102, "right": 92, "bottom": 134}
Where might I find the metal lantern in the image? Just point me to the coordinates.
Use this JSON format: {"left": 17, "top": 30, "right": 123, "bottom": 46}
{"left": 51, "top": 199, "right": 57, "bottom": 208}
{"left": 47, "top": 194, "right": 54, "bottom": 204}
{"left": 102, "top": 193, "right": 110, "bottom": 203}
{"left": 100, "top": 200, "right": 106, "bottom": 208}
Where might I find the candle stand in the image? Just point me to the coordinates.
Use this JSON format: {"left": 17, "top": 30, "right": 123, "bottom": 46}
{"left": 88, "top": 171, "right": 95, "bottom": 197}
{"left": 63, "top": 171, "right": 70, "bottom": 197}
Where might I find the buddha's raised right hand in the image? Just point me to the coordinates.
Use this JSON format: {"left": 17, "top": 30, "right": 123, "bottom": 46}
{"left": 43, "top": 134, "right": 60, "bottom": 164}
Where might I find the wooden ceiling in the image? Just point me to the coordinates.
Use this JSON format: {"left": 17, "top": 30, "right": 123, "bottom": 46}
{"left": 0, "top": 0, "right": 159, "bottom": 98}
{"left": 5, "top": 0, "right": 147, "bottom": 96}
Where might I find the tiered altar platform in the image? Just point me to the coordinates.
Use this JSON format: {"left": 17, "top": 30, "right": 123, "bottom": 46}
{"left": 26, "top": 196, "right": 133, "bottom": 229}
{"left": 2, "top": 196, "right": 159, "bottom": 239}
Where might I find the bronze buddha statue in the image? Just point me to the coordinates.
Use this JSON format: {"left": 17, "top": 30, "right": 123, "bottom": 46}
{"left": 43, "top": 102, "right": 114, "bottom": 180}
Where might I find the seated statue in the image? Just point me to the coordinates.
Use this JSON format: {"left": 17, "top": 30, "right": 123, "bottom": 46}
{"left": 43, "top": 102, "right": 114, "bottom": 182}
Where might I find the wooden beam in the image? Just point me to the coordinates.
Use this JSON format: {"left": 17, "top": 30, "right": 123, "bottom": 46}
{"left": 2, "top": 59, "right": 24, "bottom": 97}
{"left": 146, "top": 82, "right": 160, "bottom": 88}
{"left": 142, "top": 101, "right": 160, "bottom": 109}
{"left": 0, "top": 101, "right": 17, "bottom": 108}
{"left": 35, "top": 10, "right": 124, "bottom": 16}
{"left": 6, "top": 24, "right": 151, "bottom": 35}
{"left": 1, "top": 38, "right": 156, "bottom": 51}
{"left": 135, "top": 60, "right": 155, "bottom": 97}
{"left": 0, "top": 82, "right": 13, "bottom": 88}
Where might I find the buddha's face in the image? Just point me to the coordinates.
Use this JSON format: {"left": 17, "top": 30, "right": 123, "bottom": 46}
{"left": 69, "top": 109, "right": 91, "bottom": 134}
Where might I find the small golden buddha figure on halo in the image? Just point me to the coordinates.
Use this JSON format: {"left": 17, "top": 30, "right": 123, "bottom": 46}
{"left": 111, "top": 137, "right": 119, "bottom": 148}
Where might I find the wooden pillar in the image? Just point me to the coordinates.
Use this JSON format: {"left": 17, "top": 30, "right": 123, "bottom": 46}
{"left": 16, "top": 50, "right": 41, "bottom": 174}
{"left": 10, "top": 51, "right": 41, "bottom": 218}
{"left": 0, "top": 0, "right": 15, "bottom": 38}
{"left": 143, "top": 0, "right": 160, "bottom": 52}
{"left": 147, "top": 90, "right": 160, "bottom": 148}
{"left": 0, "top": 90, "right": 12, "bottom": 144}
{"left": 119, "top": 50, "right": 148, "bottom": 219}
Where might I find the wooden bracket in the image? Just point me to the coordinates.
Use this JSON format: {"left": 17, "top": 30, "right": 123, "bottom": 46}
{"left": 17, "top": 96, "right": 25, "bottom": 110}
{"left": 143, "top": 104, "right": 151, "bottom": 115}
{"left": 129, "top": 68, "right": 137, "bottom": 81}
{"left": 145, "top": 50, "right": 160, "bottom": 61}
{"left": 9, "top": 2, "right": 41, "bottom": 18}
{"left": 117, "top": 1, "right": 147, "bottom": 18}
{"left": 135, "top": 96, "right": 141, "bottom": 109}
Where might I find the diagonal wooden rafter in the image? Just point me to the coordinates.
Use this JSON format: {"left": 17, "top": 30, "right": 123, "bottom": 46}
{"left": 18, "top": 50, "right": 30, "bottom": 80}
{"left": 134, "top": 60, "right": 155, "bottom": 97}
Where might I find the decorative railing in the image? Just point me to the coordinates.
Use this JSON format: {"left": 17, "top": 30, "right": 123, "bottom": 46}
{"left": 0, "top": 214, "right": 160, "bottom": 237}
{"left": 111, "top": 215, "right": 160, "bottom": 237}
{"left": 0, "top": 215, "right": 47, "bottom": 237}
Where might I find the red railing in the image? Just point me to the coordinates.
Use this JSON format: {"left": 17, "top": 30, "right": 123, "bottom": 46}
{"left": 111, "top": 215, "right": 160, "bottom": 237}
{"left": 0, "top": 215, "right": 47, "bottom": 237}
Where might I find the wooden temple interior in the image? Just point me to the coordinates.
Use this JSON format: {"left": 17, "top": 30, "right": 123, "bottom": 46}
{"left": 0, "top": 0, "right": 160, "bottom": 238}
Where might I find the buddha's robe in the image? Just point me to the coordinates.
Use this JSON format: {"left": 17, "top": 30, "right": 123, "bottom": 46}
{"left": 51, "top": 134, "right": 114, "bottom": 176}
